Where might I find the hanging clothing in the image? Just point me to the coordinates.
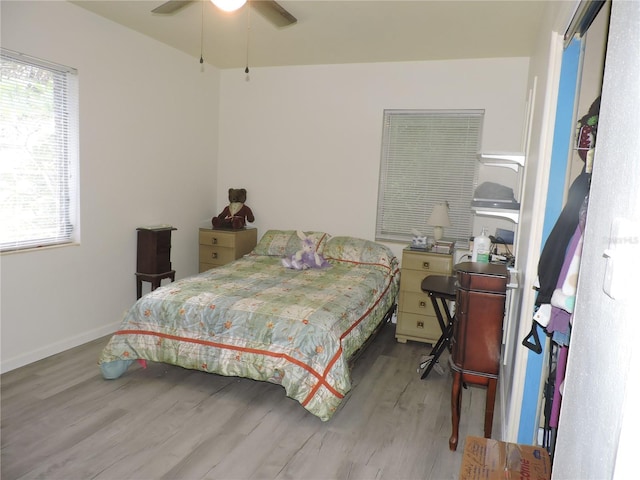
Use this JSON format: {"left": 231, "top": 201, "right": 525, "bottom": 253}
{"left": 535, "top": 169, "right": 590, "bottom": 306}
{"left": 546, "top": 225, "right": 584, "bottom": 345}
{"left": 550, "top": 345, "right": 569, "bottom": 429}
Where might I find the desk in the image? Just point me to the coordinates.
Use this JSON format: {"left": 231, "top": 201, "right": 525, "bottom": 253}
{"left": 419, "top": 275, "right": 457, "bottom": 379}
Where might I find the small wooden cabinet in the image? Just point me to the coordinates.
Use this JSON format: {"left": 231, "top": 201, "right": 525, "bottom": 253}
{"left": 396, "top": 248, "right": 453, "bottom": 344}
{"left": 137, "top": 226, "right": 176, "bottom": 274}
{"left": 199, "top": 228, "right": 257, "bottom": 272}
{"left": 136, "top": 226, "right": 177, "bottom": 299}
{"left": 449, "top": 262, "right": 508, "bottom": 451}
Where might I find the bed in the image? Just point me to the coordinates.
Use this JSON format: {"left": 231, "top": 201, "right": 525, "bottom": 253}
{"left": 99, "top": 231, "right": 400, "bottom": 421}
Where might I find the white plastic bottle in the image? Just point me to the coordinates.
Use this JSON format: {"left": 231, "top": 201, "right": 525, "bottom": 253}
{"left": 472, "top": 227, "right": 491, "bottom": 263}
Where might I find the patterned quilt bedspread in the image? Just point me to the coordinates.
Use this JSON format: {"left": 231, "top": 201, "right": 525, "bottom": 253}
{"left": 99, "top": 234, "right": 399, "bottom": 421}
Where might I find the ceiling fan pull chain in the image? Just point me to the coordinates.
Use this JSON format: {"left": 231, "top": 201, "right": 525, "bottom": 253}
{"left": 245, "top": 2, "right": 251, "bottom": 75}
{"left": 200, "top": 0, "right": 205, "bottom": 64}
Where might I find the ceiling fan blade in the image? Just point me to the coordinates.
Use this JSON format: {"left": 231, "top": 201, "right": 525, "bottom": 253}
{"left": 251, "top": 0, "right": 297, "bottom": 27}
{"left": 152, "top": 0, "right": 194, "bottom": 15}
{"left": 152, "top": 0, "right": 297, "bottom": 28}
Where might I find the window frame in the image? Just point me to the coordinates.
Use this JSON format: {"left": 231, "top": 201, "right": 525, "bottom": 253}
{"left": 375, "top": 109, "right": 484, "bottom": 246}
{"left": 0, "top": 49, "right": 80, "bottom": 253}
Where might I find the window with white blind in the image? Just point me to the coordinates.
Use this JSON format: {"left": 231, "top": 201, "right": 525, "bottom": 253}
{"left": 1, "top": 49, "right": 79, "bottom": 252}
{"left": 376, "top": 109, "right": 483, "bottom": 245}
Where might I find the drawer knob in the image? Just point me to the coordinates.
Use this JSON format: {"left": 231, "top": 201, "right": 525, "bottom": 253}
{"left": 211, "top": 238, "right": 218, "bottom": 245}
{"left": 417, "top": 321, "right": 424, "bottom": 328}
{"left": 211, "top": 252, "right": 218, "bottom": 259}
{"left": 422, "top": 261, "right": 430, "bottom": 269}
{"left": 419, "top": 301, "right": 426, "bottom": 308}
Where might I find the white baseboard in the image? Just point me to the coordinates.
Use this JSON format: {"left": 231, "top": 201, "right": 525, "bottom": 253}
{"left": 0, "top": 321, "right": 121, "bottom": 374}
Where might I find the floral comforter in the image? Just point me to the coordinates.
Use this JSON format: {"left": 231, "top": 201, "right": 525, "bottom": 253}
{"left": 99, "top": 250, "right": 399, "bottom": 421}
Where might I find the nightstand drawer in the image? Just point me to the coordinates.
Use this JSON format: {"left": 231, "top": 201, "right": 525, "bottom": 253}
{"left": 400, "top": 291, "right": 437, "bottom": 316}
{"left": 199, "top": 230, "right": 236, "bottom": 248}
{"left": 198, "top": 228, "right": 258, "bottom": 273}
{"left": 402, "top": 269, "right": 448, "bottom": 294}
{"left": 402, "top": 251, "right": 453, "bottom": 273}
{"left": 395, "top": 312, "right": 441, "bottom": 344}
{"left": 199, "top": 245, "right": 235, "bottom": 266}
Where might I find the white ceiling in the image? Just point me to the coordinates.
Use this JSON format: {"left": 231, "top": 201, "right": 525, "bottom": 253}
{"left": 71, "top": 0, "right": 549, "bottom": 69}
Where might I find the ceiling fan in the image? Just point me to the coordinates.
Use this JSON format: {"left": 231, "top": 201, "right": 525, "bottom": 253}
{"left": 152, "top": 0, "right": 297, "bottom": 28}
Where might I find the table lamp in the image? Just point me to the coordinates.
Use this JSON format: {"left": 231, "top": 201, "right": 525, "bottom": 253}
{"left": 428, "top": 202, "right": 451, "bottom": 241}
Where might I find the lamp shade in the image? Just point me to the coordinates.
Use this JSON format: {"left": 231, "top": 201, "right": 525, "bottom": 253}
{"left": 428, "top": 203, "right": 451, "bottom": 227}
{"left": 427, "top": 203, "right": 451, "bottom": 241}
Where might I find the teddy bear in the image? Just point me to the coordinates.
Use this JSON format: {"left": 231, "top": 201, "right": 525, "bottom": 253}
{"left": 282, "top": 231, "right": 330, "bottom": 270}
{"left": 211, "top": 188, "right": 255, "bottom": 229}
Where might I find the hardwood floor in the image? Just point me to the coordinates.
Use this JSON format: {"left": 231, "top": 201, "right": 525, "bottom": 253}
{"left": 1, "top": 322, "right": 497, "bottom": 480}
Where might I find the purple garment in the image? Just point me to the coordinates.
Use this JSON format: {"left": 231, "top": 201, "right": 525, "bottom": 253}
{"left": 546, "top": 226, "right": 581, "bottom": 337}
{"left": 549, "top": 309, "right": 571, "bottom": 345}
{"left": 550, "top": 345, "right": 569, "bottom": 428}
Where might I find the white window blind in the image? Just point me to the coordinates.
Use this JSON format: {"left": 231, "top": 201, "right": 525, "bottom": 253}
{"left": 1, "top": 49, "right": 79, "bottom": 252}
{"left": 376, "top": 109, "right": 483, "bottom": 245}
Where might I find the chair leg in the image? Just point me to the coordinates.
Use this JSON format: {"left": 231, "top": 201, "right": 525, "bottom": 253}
{"left": 484, "top": 378, "right": 497, "bottom": 438}
{"left": 450, "top": 370, "right": 462, "bottom": 451}
{"left": 420, "top": 325, "right": 451, "bottom": 379}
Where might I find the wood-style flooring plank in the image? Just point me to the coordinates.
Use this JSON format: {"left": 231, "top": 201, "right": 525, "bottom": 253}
{"left": 1, "top": 323, "right": 499, "bottom": 480}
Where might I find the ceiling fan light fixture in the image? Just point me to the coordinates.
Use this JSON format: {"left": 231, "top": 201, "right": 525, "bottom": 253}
{"left": 211, "top": 0, "right": 247, "bottom": 12}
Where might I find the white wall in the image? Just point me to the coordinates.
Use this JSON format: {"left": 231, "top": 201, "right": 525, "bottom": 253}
{"left": 217, "top": 58, "right": 530, "bottom": 259}
{"left": 0, "top": 1, "right": 219, "bottom": 372}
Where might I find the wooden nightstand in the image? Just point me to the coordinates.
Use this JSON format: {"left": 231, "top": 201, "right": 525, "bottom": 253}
{"left": 199, "top": 228, "right": 258, "bottom": 272}
{"left": 396, "top": 248, "right": 453, "bottom": 344}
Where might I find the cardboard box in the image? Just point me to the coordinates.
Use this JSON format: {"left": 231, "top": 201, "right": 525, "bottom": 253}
{"left": 459, "top": 436, "right": 551, "bottom": 480}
